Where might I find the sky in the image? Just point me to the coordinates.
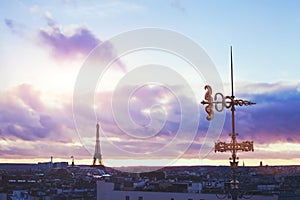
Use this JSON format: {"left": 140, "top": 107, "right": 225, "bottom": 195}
{"left": 0, "top": 0, "right": 300, "bottom": 168}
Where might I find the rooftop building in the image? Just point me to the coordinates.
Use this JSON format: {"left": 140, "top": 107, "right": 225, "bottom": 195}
{"left": 96, "top": 181, "right": 278, "bottom": 200}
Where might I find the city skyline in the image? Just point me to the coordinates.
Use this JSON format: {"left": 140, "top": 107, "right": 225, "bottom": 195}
{"left": 0, "top": 0, "right": 300, "bottom": 167}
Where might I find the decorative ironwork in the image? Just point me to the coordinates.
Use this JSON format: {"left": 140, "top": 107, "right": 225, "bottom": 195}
{"left": 201, "top": 85, "right": 255, "bottom": 121}
{"left": 201, "top": 47, "right": 256, "bottom": 200}
{"left": 215, "top": 141, "right": 254, "bottom": 153}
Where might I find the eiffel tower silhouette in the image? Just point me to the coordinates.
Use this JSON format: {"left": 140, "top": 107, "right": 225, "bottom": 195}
{"left": 92, "top": 123, "right": 104, "bottom": 167}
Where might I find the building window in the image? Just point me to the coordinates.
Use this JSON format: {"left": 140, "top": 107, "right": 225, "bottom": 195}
{"left": 138, "top": 197, "right": 143, "bottom": 200}
{"left": 125, "top": 196, "right": 130, "bottom": 200}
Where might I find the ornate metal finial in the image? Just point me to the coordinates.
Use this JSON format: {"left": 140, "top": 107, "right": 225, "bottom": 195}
{"left": 201, "top": 85, "right": 255, "bottom": 121}
{"left": 201, "top": 47, "right": 255, "bottom": 200}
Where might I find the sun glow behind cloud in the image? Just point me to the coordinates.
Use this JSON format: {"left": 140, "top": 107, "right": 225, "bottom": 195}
{"left": 2, "top": 80, "right": 299, "bottom": 166}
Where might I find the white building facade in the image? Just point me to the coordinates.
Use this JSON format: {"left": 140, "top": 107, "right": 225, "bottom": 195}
{"left": 97, "top": 181, "right": 278, "bottom": 200}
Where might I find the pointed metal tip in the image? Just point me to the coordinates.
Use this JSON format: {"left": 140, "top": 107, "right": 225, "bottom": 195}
{"left": 230, "top": 46, "right": 234, "bottom": 97}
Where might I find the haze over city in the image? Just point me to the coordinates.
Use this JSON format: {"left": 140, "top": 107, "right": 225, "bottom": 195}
{"left": 0, "top": 0, "right": 300, "bottom": 168}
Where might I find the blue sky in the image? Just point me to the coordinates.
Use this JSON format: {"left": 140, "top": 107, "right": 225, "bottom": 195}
{"left": 0, "top": 0, "right": 300, "bottom": 167}
{"left": 1, "top": 1, "right": 300, "bottom": 85}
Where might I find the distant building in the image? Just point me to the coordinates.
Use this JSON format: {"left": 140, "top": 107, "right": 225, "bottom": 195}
{"left": 37, "top": 161, "right": 68, "bottom": 170}
{"left": 53, "top": 162, "right": 68, "bottom": 168}
{"left": 37, "top": 162, "right": 52, "bottom": 171}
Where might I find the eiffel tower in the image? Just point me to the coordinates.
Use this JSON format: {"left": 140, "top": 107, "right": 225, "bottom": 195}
{"left": 92, "top": 123, "right": 104, "bottom": 167}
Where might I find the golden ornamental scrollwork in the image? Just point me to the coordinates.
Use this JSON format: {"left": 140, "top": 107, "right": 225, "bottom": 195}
{"left": 201, "top": 85, "right": 256, "bottom": 120}
{"left": 201, "top": 85, "right": 214, "bottom": 120}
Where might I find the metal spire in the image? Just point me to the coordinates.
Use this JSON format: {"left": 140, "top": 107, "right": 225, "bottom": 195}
{"left": 231, "top": 46, "right": 234, "bottom": 98}
{"left": 201, "top": 46, "right": 255, "bottom": 200}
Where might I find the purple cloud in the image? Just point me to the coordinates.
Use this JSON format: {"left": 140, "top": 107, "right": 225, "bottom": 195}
{"left": 38, "top": 13, "right": 127, "bottom": 72}
{"left": 38, "top": 24, "right": 100, "bottom": 60}
{"left": 0, "top": 82, "right": 299, "bottom": 162}
{"left": 215, "top": 82, "right": 300, "bottom": 145}
{"left": 0, "top": 84, "right": 75, "bottom": 141}
{"left": 242, "top": 88, "right": 300, "bottom": 143}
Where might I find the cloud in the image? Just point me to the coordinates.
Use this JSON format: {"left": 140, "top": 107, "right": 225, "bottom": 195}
{"left": 37, "top": 12, "right": 127, "bottom": 72}
{"left": 73, "top": 83, "right": 202, "bottom": 160}
{"left": 219, "top": 82, "right": 300, "bottom": 145}
{"left": 0, "top": 139, "right": 89, "bottom": 160}
{"left": 244, "top": 88, "right": 300, "bottom": 143}
{"left": 38, "top": 13, "right": 100, "bottom": 61}
{"left": 0, "top": 82, "right": 300, "bottom": 162}
{"left": 5, "top": 11, "right": 127, "bottom": 72}
{"left": 95, "top": 84, "right": 194, "bottom": 135}
{"left": 0, "top": 84, "right": 78, "bottom": 147}
{"left": 235, "top": 81, "right": 299, "bottom": 95}
{"left": 0, "top": 84, "right": 92, "bottom": 160}
{"left": 74, "top": 81, "right": 300, "bottom": 161}
{"left": 4, "top": 18, "right": 25, "bottom": 36}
